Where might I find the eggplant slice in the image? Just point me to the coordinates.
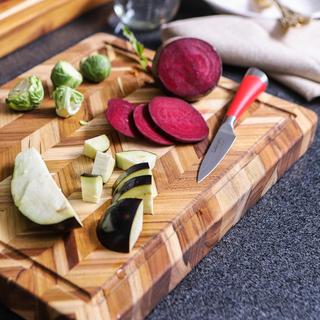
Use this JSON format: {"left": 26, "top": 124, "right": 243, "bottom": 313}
{"left": 97, "top": 198, "right": 143, "bottom": 253}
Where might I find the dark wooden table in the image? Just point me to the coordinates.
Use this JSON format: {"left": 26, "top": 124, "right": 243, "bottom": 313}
{"left": 0, "top": 1, "right": 319, "bottom": 319}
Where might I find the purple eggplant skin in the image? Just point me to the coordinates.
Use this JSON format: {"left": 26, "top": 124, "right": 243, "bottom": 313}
{"left": 97, "top": 198, "right": 143, "bottom": 253}
{"left": 115, "top": 175, "right": 152, "bottom": 196}
{"left": 113, "top": 162, "right": 150, "bottom": 191}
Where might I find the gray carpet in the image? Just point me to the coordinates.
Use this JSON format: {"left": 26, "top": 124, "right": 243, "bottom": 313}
{"left": 0, "top": 1, "right": 319, "bottom": 319}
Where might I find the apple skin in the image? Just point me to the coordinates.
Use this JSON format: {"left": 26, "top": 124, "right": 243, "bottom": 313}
{"left": 97, "top": 198, "right": 143, "bottom": 253}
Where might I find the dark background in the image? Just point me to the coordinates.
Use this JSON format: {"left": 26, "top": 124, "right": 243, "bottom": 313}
{"left": 0, "top": 0, "right": 319, "bottom": 319}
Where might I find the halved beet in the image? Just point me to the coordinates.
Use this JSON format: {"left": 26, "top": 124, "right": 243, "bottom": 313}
{"left": 148, "top": 96, "right": 209, "bottom": 143}
{"left": 153, "top": 37, "right": 222, "bottom": 101}
{"left": 106, "top": 99, "right": 139, "bottom": 138}
{"left": 133, "top": 104, "right": 174, "bottom": 146}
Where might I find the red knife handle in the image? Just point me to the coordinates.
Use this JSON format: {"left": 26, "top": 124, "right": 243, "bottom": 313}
{"left": 226, "top": 68, "right": 268, "bottom": 121}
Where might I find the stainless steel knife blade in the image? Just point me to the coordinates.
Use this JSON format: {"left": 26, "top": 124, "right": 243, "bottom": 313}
{"left": 197, "top": 117, "right": 236, "bottom": 182}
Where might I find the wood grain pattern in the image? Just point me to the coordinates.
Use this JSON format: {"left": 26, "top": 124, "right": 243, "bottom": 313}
{"left": 0, "top": 0, "right": 111, "bottom": 57}
{"left": 0, "top": 33, "right": 317, "bottom": 320}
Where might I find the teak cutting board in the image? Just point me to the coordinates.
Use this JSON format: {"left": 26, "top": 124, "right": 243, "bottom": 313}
{"left": 0, "top": 34, "right": 317, "bottom": 320}
{"left": 0, "top": 0, "right": 111, "bottom": 57}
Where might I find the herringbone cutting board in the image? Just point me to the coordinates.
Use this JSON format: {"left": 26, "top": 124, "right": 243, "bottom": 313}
{"left": 0, "top": 33, "right": 317, "bottom": 320}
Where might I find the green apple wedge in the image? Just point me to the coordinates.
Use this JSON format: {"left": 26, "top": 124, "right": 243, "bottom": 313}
{"left": 11, "top": 148, "right": 82, "bottom": 226}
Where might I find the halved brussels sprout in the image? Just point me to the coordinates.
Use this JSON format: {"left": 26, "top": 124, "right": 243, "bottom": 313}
{"left": 53, "top": 85, "right": 84, "bottom": 118}
{"left": 80, "top": 54, "right": 111, "bottom": 83}
{"left": 51, "top": 61, "right": 83, "bottom": 89}
{"left": 6, "top": 75, "right": 44, "bottom": 112}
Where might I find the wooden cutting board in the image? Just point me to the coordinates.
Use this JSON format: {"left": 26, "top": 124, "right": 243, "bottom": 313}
{"left": 0, "top": 0, "right": 111, "bottom": 57}
{"left": 0, "top": 33, "right": 317, "bottom": 320}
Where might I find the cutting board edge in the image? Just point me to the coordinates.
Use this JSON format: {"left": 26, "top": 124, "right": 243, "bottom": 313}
{"left": 0, "top": 100, "right": 315, "bottom": 320}
{"left": 95, "top": 103, "right": 317, "bottom": 319}
{"left": 0, "top": 32, "right": 317, "bottom": 320}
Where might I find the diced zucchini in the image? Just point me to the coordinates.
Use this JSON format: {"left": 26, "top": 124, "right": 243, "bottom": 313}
{"left": 84, "top": 135, "right": 110, "bottom": 159}
{"left": 92, "top": 151, "right": 115, "bottom": 183}
{"left": 115, "top": 150, "right": 157, "bottom": 170}
{"left": 81, "top": 174, "right": 103, "bottom": 203}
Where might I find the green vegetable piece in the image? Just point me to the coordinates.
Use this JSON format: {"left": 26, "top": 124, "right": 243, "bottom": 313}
{"left": 6, "top": 75, "right": 44, "bottom": 111}
{"left": 51, "top": 61, "right": 83, "bottom": 89}
{"left": 53, "top": 85, "right": 84, "bottom": 118}
{"left": 80, "top": 54, "right": 111, "bottom": 83}
{"left": 122, "top": 26, "right": 148, "bottom": 70}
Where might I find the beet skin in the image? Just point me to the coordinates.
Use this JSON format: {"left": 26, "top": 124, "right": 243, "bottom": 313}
{"left": 153, "top": 37, "right": 222, "bottom": 101}
{"left": 148, "top": 96, "right": 209, "bottom": 143}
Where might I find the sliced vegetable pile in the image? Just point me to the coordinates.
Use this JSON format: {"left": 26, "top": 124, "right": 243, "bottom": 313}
{"left": 80, "top": 134, "right": 157, "bottom": 253}
{"left": 106, "top": 97, "right": 209, "bottom": 145}
{"left": 97, "top": 152, "right": 158, "bottom": 253}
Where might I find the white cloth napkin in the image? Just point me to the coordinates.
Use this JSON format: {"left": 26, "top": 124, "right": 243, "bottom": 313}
{"left": 161, "top": 15, "right": 320, "bottom": 101}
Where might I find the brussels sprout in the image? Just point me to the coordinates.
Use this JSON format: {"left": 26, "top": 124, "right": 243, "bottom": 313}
{"left": 53, "top": 85, "right": 84, "bottom": 118}
{"left": 80, "top": 54, "right": 111, "bottom": 83}
{"left": 6, "top": 75, "right": 44, "bottom": 111}
{"left": 51, "top": 61, "right": 82, "bottom": 89}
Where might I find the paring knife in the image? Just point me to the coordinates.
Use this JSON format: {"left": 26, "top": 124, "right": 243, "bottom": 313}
{"left": 197, "top": 67, "right": 268, "bottom": 182}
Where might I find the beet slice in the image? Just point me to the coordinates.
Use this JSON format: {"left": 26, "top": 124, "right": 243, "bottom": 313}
{"left": 148, "top": 96, "right": 209, "bottom": 143}
{"left": 106, "top": 99, "right": 139, "bottom": 138}
{"left": 153, "top": 37, "right": 222, "bottom": 101}
{"left": 133, "top": 104, "right": 174, "bottom": 146}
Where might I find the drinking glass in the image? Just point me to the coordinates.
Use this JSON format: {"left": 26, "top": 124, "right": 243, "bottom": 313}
{"left": 114, "top": 0, "right": 181, "bottom": 31}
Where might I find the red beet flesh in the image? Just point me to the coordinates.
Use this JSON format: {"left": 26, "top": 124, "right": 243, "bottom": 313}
{"left": 148, "top": 96, "right": 209, "bottom": 143}
{"left": 154, "top": 37, "right": 222, "bottom": 101}
{"left": 106, "top": 99, "right": 139, "bottom": 138}
{"left": 133, "top": 104, "right": 174, "bottom": 146}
